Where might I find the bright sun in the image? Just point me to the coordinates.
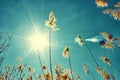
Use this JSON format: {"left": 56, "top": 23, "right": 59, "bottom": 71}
{"left": 28, "top": 28, "right": 49, "bottom": 52}
{"left": 30, "top": 34, "right": 48, "bottom": 50}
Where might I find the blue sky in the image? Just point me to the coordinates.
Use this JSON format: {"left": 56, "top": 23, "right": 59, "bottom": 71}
{"left": 0, "top": 0, "right": 120, "bottom": 79}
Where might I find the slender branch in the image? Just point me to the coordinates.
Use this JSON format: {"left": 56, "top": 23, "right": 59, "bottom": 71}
{"left": 0, "top": 33, "right": 11, "bottom": 54}
{"left": 0, "top": 55, "right": 5, "bottom": 66}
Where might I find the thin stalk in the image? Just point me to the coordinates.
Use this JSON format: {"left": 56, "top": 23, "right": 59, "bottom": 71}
{"left": 33, "top": 72, "right": 37, "bottom": 80}
{"left": 104, "top": 48, "right": 107, "bottom": 57}
{"left": 84, "top": 42, "right": 99, "bottom": 67}
{"left": 90, "top": 71, "right": 95, "bottom": 80}
{"left": 106, "top": 64, "right": 112, "bottom": 80}
{"left": 110, "top": 66, "right": 114, "bottom": 76}
{"left": 68, "top": 54, "right": 74, "bottom": 80}
{"left": 104, "top": 49, "right": 113, "bottom": 80}
{"left": 37, "top": 50, "right": 45, "bottom": 78}
{"left": 49, "top": 30, "right": 53, "bottom": 80}
{"left": 112, "top": 64, "right": 120, "bottom": 73}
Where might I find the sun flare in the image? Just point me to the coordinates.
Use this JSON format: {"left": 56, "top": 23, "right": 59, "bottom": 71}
{"left": 28, "top": 28, "right": 49, "bottom": 52}
{"left": 30, "top": 34, "right": 48, "bottom": 50}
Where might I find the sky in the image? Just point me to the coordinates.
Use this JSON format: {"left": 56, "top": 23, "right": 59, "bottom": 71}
{"left": 0, "top": 0, "right": 120, "bottom": 80}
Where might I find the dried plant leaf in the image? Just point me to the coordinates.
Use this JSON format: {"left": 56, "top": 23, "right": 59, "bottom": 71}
{"left": 45, "top": 11, "right": 60, "bottom": 31}
{"left": 95, "top": 0, "right": 108, "bottom": 8}
{"left": 62, "top": 46, "right": 69, "bottom": 58}
{"left": 75, "top": 35, "right": 84, "bottom": 47}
